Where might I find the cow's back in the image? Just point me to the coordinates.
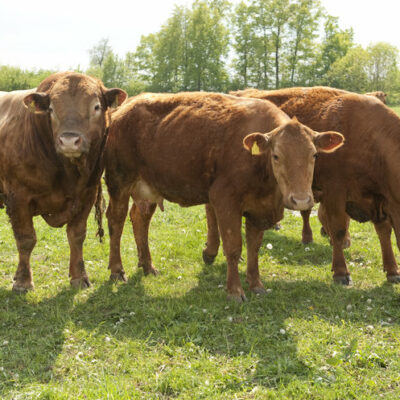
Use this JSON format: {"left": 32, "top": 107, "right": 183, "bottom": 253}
{"left": 107, "top": 92, "right": 289, "bottom": 205}
{"left": 236, "top": 87, "right": 400, "bottom": 199}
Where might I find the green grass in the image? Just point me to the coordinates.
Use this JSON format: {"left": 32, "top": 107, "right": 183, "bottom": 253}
{"left": 0, "top": 202, "right": 400, "bottom": 399}
{"left": 1, "top": 107, "right": 400, "bottom": 399}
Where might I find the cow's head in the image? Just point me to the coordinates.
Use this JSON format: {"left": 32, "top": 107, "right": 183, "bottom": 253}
{"left": 23, "top": 72, "right": 127, "bottom": 159}
{"left": 243, "top": 118, "right": 344, "bottom": 210}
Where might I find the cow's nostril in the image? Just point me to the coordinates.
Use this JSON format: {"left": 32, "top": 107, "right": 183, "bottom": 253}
{"left": 59, "top": 132, "right": 82, "bottom": 151}
{"left": 290, "top": 195, "right": 297, "bottom": 205}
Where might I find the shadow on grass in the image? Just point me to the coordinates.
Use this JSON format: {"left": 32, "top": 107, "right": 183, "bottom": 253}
{"left": 260, "top": 228, "right": 332, "bottom": 266}
{"left": 67, "top": 262, "right": 399, "bottom": 392}
{"left": 0, "top": 288, "right": 76, "bottom": 395}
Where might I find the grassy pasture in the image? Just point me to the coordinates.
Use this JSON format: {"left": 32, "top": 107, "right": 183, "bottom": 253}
{"left": 1, "top": 111, "right": 400, "bottom": 398}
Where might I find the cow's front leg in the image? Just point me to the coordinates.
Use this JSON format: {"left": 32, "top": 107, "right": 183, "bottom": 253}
{"left": 67, "top": 201, "right": 93, "bottom": 289}
{"left": 130, "top": 200, "right": 158, "bottom": 276}
{"left": 212, "top": 197, "right": 245, "bottom": 302}
{"left": 8, "top": 199, "right": 36, "bottom": 292}
{"left": 106, "top": 188, "right": 130, "bottom": 281}
{"left": 374, "top": 219, "right": 400, "bottom": 283}
{"left": 245, "top": 219, "right": 266, "bottom": 295}
{"left": 202, "top": 203, "right": 220, "bottom": 265}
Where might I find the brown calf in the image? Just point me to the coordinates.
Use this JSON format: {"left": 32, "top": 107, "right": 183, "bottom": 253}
{"left": 0, "top": 72, "right": 126, "bottom": 291}
{"left": 105, "top": 92, "right": 343, "bottom": 301}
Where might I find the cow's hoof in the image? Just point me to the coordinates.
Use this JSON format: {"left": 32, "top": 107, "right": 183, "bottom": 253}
{"left": 12, "top": 282, "right": 34, "bottom": 293}
{"left": 227, "top": 292, "right": 247, "bottom": 303}
{"left": 70, "top": 277, "right": 91, "bottom": 289}
{"left": 387, "top": 275, "right": 400, "bottom": 284}
{"left": 143, "top": 265, "right": 159, "bottom": 276}
{"left": 202, "top": 250, "right": 216, "bottom": 265}
{"left": 274, "top": 223, "right": 281, "bottom": 231}
{"left": 302, "top": 236, "right": 313, "bottom": 245}
{"left": 110, "top": 271, "right": 127, "bottom": 282}
{"left": 320, "top": 227, "right": 328, "bottom": 237}
{"left": 333, "top": 275, "right": 352, "bottom": 286}
{"left": 251, "top": 287, "right": 267, "bottom": 296}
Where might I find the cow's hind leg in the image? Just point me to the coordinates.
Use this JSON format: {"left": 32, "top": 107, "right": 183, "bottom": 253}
{"left": 8, "top": 198, "right": 36, "bottom": 292}
{"left": 202, "top": 203, "right": 220, "bottom": 265}
{"left": 130, "top": 200, "right": 158, "bottom": 276}
{"left": 301, "top": 209, "right": 313, "bottom": 244}
{"left": 322, "top": 197, "right": 352, "bottom": 285}
{"left": 319, "top": 203, "right": 351, "bottom": 248}
{"left": 245, "top": 219, "right": 266, "bottom": 295}
{"left": 211, "top": 192, "right": 245, "bottom": 302}
{"left": 107, "top": 188, "right": 131, "bottom": 282}
{"left": 374, "top": 220, "right": 400, "bottom": 283}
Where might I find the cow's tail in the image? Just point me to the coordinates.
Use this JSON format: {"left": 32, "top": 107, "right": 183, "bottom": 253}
{"left": 95, "top": 183, "right": 105, "bottom": 243}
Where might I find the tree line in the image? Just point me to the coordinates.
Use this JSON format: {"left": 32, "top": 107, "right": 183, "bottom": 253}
{"left": 1, "top": 0, "right": 400, "bottom": 103}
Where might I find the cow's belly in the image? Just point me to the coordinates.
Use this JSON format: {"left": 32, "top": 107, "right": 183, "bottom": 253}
{"left": 345, "top": 192, "right": 386, "bottom": 223}
{"left": 132, "top": 178, "right": 209, "bottom": 207}
{"left": 28, "top": 189, "right": 70, "bottom": 215}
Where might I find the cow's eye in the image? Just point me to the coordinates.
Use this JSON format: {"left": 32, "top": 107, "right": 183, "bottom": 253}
{"left": 272, "top": 154, "right": 279, "bottom": 161}
{"left": 313, "top": 153, "right": 318, "bottom": 159}
{"left": 94, "top": 104, "right": 101, "bottom": 111}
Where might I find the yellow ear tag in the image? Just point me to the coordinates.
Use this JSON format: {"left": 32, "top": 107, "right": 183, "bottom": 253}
{"left": 251, "top": 142, "right": 261, "bottom": 155}
{"left": 112, "top": 95, "right": 120, "bottom": 108}
{"left": 29, "top": 100, "right": 36, "bottom": 112}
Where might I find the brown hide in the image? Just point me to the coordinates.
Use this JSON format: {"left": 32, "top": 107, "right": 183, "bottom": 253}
{"left": 105, "top": 92, "right": 343, "bottom": 301}
{"left": 231, "top": 87, "right": 400, "bottom": 284}
{"left": 0, "top": 72, "right": 127, "bottom": 291}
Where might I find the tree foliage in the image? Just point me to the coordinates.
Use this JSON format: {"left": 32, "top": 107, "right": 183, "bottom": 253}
{"left": 1, "top": 0, "right": 400, "bottom": 102}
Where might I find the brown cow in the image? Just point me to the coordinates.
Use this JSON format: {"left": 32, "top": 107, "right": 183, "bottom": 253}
{"left": 104, "top": 92, "right": 343, "bottom": 301}
{"left": 0, "top": 72, "right": 127, "bottom": 291}
{"left": 226, "top": 86, "right": 400, "bottom": 285}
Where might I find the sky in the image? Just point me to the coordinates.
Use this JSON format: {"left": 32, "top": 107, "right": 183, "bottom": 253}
{"left": 0, "top": 0, "right": 399, "bottom": 71}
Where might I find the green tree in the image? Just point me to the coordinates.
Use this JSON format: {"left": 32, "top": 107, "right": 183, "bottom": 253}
{"left": 231, "top": 1, "right": 255, "bottom": 88}
{"left": 125, "top": 33, "right": 157, "bottom": 90}
{"left": 325, "top": 46, "right": 369, "bottom": 92}
{"left": 88, "top": 38, "right": 113, "bottom": 68}
{"left": 317, "top": 15, "right": 354, "bottom": 83}
{"left": 366, "top": 42, "right": 399, "bottom": 92}
{"left": 186, "top": 0, "right": 230, "bottom": 91}
{"left": 286, "top": 0, "right": 322, "bottom": 86}
{"left": 250, "top": 0, "right": 273, "bottom": 88}
{"left": 269, "top": 0, "right": 290, "bottom": 88}
{"left": 0, "top": 66, "right": 55, "bottom": 91}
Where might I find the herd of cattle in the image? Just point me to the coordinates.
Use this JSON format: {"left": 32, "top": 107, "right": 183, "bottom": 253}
{"left": 0, "top": 71, "right": 397, "bottom": 302}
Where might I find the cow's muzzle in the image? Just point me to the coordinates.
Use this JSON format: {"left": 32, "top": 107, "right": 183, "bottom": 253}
{"left": 287, "top": 193, "right": 314, "bottom": 211}
{"left": 58, "top": 132, "right": 83, "bottom": 157}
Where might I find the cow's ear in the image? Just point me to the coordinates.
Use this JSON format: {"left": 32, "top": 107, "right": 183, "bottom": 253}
{"left": 314, "top": 131, "right": 344, "bottom": 153}
{"left": 104, "top": 88, "right": 127, "bottom": 109}
{"left": 23, "top": 93, "right": 50, "bottom": 114}
{"left": 243, "top": 132, "right": 270, "bottom": 156}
